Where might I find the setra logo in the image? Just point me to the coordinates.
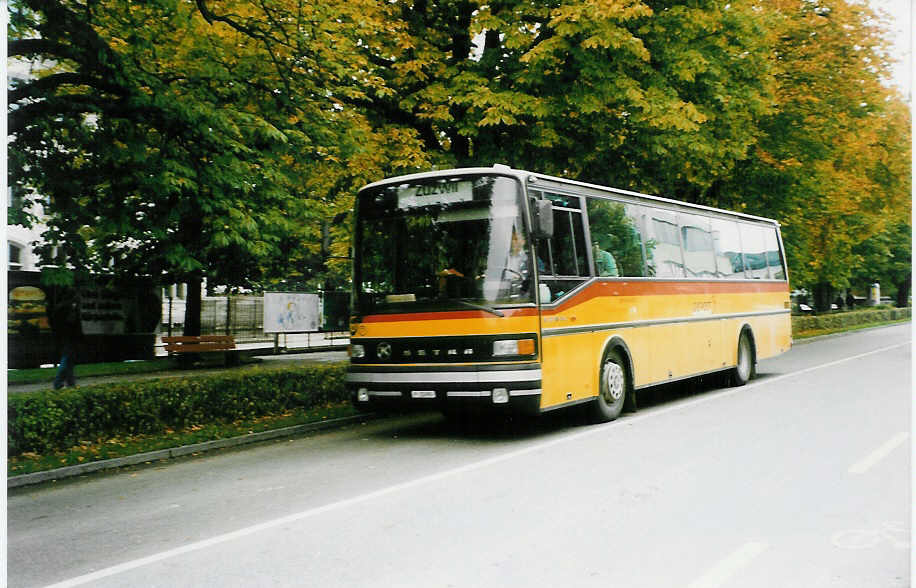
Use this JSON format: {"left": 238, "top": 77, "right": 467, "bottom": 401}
{"left": 377, "top": 342, "right": 392, "bottom": 360}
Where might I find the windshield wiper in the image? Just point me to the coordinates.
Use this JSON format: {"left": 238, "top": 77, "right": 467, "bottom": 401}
{"left": 454, "top": 299, "right": 505, "bottom": 317}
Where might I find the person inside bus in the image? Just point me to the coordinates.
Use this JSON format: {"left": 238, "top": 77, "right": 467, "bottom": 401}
{"left": 499, "top": 226, "right": 532, "bottom": 298}
{"left": 593, "top": 241, "right": 619, "bottom": 277}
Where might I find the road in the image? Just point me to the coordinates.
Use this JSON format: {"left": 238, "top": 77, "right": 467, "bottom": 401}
{"left": 8, "top": 324, "right": 911, "bottom": 587}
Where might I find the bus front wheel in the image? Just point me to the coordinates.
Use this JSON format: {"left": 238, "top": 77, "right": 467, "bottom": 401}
{"left": 730, "top": 331, "right": 756, "bottom": 387}
{"left": 592, "top": 348, "right": 629, "bottom": 423}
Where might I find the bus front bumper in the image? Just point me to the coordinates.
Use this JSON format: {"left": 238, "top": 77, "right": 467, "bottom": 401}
{"left": 346, "top": 363, "right": 542, "bottom": 415}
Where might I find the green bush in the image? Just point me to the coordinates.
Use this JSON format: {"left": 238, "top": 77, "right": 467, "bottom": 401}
{"left": 792, "top": 308, "right": 911, "bottom": 333}
{"left": 8, "top": 363, "right": 349, "bottom": 456}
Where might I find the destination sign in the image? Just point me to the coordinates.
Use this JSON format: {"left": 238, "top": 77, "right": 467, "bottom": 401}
{"left": 397, "top": 180, "right": 473, "bottom": 209}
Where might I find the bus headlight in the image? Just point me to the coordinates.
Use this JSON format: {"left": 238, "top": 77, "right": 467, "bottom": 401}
{"left": 492, "top": 339, "right": 535, "bottom": 356}
{"left": 349, "top": 344, "right": 365, "bottom": 358}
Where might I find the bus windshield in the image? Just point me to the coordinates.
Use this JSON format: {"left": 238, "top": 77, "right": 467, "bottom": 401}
{"left": 354, "top": 174, "right": 533, "bottom": 314}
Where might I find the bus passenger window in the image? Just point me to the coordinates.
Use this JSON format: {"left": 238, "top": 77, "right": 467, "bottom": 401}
{"left": 739, "top": 223, "right": 771, "bottom": 279}
{"left": 647, "top": 210, "right": 684, "bottom": 278}
{"left": 764, "top": 228, "right": 785, "bottom": 280}
{"left": 679, "top": 213, "right": 717, "bottom": 278}
{"left": 709, "top": 217, "right": 746, "bottom": 279}
{"left": 585, "top": 199, "right": 648, "bottom": 277}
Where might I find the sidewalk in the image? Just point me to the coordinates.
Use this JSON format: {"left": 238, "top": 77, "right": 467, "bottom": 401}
{"left": 8, "top": 349, "right": 349, "bottom": 394}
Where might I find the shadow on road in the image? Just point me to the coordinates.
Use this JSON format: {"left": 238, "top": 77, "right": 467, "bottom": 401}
{"left": 362, "top": 370, "right": 773, "bottom": 443}
{"left": 634, "top": 370, "right": 778, "bottom": 409}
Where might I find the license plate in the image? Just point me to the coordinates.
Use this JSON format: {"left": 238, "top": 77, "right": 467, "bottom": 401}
{"left": 411, "top": 390, "right": 436, "bottom": 399}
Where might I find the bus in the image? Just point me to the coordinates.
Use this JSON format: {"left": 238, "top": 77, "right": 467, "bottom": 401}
{"left": 347, "top": 165, "right": 791, "bottom": 421}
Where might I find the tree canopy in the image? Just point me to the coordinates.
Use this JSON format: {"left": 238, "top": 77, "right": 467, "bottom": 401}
{"left": 8, "top": 0, "right": 911, "bottom": 314}
{"left": 722, "top": 0, "right": 911, "bottom": 307}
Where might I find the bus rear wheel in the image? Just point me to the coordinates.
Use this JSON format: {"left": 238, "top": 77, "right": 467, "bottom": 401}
{"left": 592, "top": 349, "right": 629, "bottom": 423}
{"left": 730, "top": 332, "right": 755, "bottom": 387}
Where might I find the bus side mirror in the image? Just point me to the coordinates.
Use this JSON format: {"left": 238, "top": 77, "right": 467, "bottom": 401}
{"left": 533, "top": 199, "right": 554, "bottom": 240}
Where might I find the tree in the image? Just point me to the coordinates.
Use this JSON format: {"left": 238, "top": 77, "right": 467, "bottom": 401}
{"left": 9, "top": 1, "right": 284, "bottom": 330}
{"left": 10, "top": 0, "right": 910, "bottom": 323}
{"left": 8, "top": 0, "right": 431, "bottom": 332}
{"left": 851, "top": 220, "right": 912, "bottom": 307}
{"left": 347, "top": 0, "right": 774, "bottom": 203}
{"left": 720, "top": 0, "right": 911, "bottom": 310}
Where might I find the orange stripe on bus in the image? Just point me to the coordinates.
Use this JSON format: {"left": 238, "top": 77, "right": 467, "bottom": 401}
{"left": 541, "top": 280, "right": 788, "bottom": 314}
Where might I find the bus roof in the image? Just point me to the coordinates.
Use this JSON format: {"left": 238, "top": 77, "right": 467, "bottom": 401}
{"left": 359, "top": 165, "right": 781, "bottom": 226}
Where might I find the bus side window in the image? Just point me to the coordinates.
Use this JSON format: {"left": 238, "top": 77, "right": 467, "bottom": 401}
{"left": 647, "top": 209, "right": 685, "bottom": 278}
{"left": 739, "top": 223, "right": 771, "bottom": 279}
{"left": 586, "top": 198, "right": 649, "bottom": 277}
{"left": 537, "top": 198, "right": 590, "bottom": 301}
{"left": 764, "top": 227, "right": 785, "bottom": 279}
{"left": 552, "top": 209, "right": 587, "bottom": 276}
{"left": 536, "top": 235, "right": 551, "bottom": 274}
{"left": 709, "top": 217, "right": 746, "bottom": 279}
{"left": 679, "top": 213, "right": 717, "bottom": 278}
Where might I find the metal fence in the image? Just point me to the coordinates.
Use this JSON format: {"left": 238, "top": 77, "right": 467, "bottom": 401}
{"left": 161, "top": 292, "right": 350, "bottom": 344}
{"left": 200, "top": 296, "right": 264, "bottom": 341}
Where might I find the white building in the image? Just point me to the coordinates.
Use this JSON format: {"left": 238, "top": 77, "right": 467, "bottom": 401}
{"left": 7, "top": 187, "right": 47, "bottom": 272}
{"left": 7, "top": 57, "right": 49, "bottom": 272}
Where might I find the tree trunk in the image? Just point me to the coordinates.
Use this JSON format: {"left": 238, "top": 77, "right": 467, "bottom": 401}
{"left": 895, "top": 274, "right": 911, "bottom": 308}
{"left": 812, "top": 282, "right": 833, "bottom": 313}
{"left": 183, "top": 274, "right": 203, "bottom": 336}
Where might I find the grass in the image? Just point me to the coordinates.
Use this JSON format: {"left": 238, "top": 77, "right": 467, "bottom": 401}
{"left": 8, "top": 358, "right": 180, "bottom": 384}
{"left": 8, "top": 402, "right": 361, "bottom": 477}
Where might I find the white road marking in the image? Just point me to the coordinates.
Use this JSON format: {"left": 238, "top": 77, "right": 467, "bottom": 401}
{"left": 848, "top": 432, "right": 909, "bottom": 475}
{"left": 43, "top": 341, "right": 909, "bottom": 588}
{"left": 831, "top": 521, "right": 910, "bottom": 550}
{"left": 687, "top": 541, "right": 769, "bottom": 588}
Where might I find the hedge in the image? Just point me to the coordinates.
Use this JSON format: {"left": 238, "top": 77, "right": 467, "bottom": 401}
{"left": 8, "top": 363, "right": 349, "bottom": 457}
{"left": 792, "top": 307, "right": 911, "bottom": 333}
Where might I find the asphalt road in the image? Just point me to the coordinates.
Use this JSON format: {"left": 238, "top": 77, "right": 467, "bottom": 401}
{"left": 8, "top": 324, "right": 911, "bottom": 588}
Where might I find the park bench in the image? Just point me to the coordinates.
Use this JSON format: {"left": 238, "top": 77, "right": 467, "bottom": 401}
{"left": 162, "top": 335, "right": 239, "bottom": 366}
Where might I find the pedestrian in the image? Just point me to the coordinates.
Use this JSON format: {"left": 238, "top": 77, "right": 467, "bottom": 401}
{"left": 52, "top": 293, "right": 81, "bottom": 389}
{"left": 846, "top": 292, "right": 855, "bottom": 309}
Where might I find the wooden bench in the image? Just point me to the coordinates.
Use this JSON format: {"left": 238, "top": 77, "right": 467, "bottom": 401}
{"left": 163, "top": 335, "right": 239, "bottom": 366}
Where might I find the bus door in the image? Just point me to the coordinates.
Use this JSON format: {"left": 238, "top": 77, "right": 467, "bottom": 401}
{"left": 533, "top": 192, "right": 596, "bottom": 409}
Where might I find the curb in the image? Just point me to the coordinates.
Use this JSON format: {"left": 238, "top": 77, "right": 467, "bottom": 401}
{"left": 8, "top": 413, "right": 377, "bottom": 489}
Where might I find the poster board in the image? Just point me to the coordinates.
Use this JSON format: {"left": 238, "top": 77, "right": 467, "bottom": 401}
{"left": 80, "top": 289, "right": 127, "bottom": 335}
{"left": 263, "top": 292, "right": 320, "bottom": 333}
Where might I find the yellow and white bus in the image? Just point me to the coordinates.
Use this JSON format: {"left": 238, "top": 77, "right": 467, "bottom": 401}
{"left": 347, "top": 165, "right": 791, "bottom": 421}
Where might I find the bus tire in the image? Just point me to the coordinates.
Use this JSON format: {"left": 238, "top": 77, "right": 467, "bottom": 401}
{"left": 592, "top": 348, "right": 629, "bottom": 423}
{"left": 730, "top": 331, "right": 756, "bottom": 387}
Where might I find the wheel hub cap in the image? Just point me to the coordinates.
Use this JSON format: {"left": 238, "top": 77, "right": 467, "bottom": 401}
{"left": 603, "top": 362, "right": 625, "bottom": 403}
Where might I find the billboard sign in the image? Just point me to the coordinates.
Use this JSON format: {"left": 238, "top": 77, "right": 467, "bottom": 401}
{"left": 263, "top": 292, "right": 320, "bottom": 333}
